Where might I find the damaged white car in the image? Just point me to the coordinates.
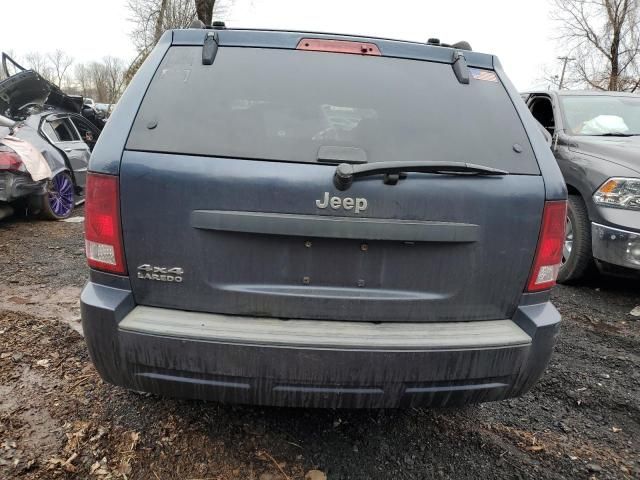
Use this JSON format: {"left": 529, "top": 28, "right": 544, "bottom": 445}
{"left": 0, "top": 53, "right": 103, "bottom": 220}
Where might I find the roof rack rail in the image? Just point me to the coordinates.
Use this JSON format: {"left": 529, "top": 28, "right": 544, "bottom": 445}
{"left": 211, "top": 21, "right": 226, "bottom": 29}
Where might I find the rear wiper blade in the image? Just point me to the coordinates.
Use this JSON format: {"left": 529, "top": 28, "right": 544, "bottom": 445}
{"left": 333, "top": 161, "right": 508, "bottom": 190}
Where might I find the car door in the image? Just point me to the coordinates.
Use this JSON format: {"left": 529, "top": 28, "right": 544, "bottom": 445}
{"left": 526, "top": 94, "right": 576, "bottom": 186}
{"left": 42, "top": 114, "right": 90, "bottom": 194}
{"left": 68, "top": 114, "right": 101, "bottom": 152}
{"left": 527, "top": 95, "right": 557, "bottom": 136}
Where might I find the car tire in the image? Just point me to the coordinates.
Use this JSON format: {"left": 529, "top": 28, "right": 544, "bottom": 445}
{"left": 39, "top": 171, "right": 75, "bottom": 220}
{"left": 557, "top": 194, "right": 593, "bottom": 283}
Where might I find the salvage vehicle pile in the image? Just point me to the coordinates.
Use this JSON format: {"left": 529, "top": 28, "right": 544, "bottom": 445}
{"left": 0, "top": 53, "right": 103, "bottom": 221}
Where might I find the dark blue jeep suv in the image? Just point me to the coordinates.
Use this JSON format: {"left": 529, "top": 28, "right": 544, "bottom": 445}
{"left": 80, "top": 27, "right": 567, "bottom": 408}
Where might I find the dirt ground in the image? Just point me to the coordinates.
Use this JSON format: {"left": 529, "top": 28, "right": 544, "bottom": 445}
{"left": 0, "top": 210, "right": 638, "bottom": 480}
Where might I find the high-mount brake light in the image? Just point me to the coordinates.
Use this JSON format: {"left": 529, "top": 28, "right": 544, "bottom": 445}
{"left": 526, "top": 201, "right": 567, "bottom": 292}
{"left": 296, "top": 38, "right": 381, "bottom": 56}
{"left": 85, "top": 173, "right": 127, "bottom": 275}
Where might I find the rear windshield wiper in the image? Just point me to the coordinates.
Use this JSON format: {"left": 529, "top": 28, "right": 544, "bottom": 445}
{"left": 333, "top": 161, "right": 508, "bottom": 190}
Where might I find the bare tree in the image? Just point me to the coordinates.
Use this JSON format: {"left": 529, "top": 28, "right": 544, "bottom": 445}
{"left": 47, "top": 49, "right": 74, "bottom": 88}
{"left": 551, "top": 0, "right": 640, "bottom": 91}
{"left": 74, "top": 64, "right": 91, "bottom": 97}
{"left": 88, "top": 62, "right": 109, "bottom": 103}
{"left": 103, "top": 56, "right": 127, "bottom": 104}
{"left": 128, "top": 0, "right": 197, "bottom": 54}
{"left": 539, "top": 56, "right": 582, "bottom": 90}
{"left": 24, "top": 52, "right": 53, "bottom": 82}
{"left": 125, "top": 0, "right": 232, "bottom": 84}
{"left": 66, "top": 58, "right": 127, "bottom": 103}
{"left": 195, "top": 0, "right": 216, "bottom": 24}
{"left": 125, "top": 0, "right": 198, "bottom": 83}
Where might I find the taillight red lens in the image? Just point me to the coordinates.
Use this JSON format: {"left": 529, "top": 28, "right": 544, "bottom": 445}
{"left": 296, "top": 38, "right": 381, "bottom": 56}
{"left": 0, "top": 151, "right": 24, "bottom": 171}
{"left": 526, "top": 200, "right": 567, "bottom": 292}
{"left": 85, "top": 173, "right": 127, "bottom": 275}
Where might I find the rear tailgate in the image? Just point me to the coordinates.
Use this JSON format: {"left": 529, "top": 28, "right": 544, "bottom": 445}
{"left": 120, "top": 44, "right": 544, "bottom": 322}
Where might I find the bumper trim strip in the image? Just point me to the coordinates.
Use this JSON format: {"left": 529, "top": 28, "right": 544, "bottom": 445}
{"left": 119, "top": 306, "right": 532, "bottom": 351}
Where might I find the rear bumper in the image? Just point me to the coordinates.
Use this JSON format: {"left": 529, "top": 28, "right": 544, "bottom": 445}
{"left": 592, "top": 222, "right": 640, "bottom": 271}
{"left": 81, "top": 280, "right": 561, "bottom": 408}
{"left": 0, "top": 171, "right": 45, "bottom": 203}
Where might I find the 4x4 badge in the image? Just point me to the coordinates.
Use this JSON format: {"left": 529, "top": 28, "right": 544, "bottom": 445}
{"left": 137, "top": 264, "right": 184, "bottom": 283}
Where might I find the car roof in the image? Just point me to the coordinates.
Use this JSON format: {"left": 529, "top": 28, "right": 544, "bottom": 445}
{"left": 22, "top": 107, "right": 80, "bottom": 123}
{"left": 170, "top": 27, "right": 496, "bottom": 70}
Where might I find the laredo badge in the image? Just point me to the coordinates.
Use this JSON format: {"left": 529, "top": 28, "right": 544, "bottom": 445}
{"left": 137, "top": 264, "right": 184, "bottom": 282}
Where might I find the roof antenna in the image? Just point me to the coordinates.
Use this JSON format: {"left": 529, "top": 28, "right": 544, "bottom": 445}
{"left": 189, "top": 19, "right": 206, "bottom": 29}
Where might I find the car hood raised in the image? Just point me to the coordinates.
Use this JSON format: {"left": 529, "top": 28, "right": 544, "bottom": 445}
{"left": 0, "top": 70, "right": 50, "bottom": 118}
{"left": 0, "top": 70, "right": 83, "bottom": 119}
{"left": 569, "top": 135, "right": 640, "bottom": 175}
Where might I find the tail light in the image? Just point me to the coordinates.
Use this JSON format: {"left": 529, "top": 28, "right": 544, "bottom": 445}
{"left": 526, "top": 200, "right": 567, "bottom": 292}
{"left": 85, "top": 173, "right": 127, "bottom": 275}
{"left": 0, "top": 150, "right": 24, "bottom": 172}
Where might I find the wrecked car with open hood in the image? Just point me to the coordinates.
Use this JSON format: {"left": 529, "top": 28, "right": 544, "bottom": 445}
{"left": 0, "top": 53, "right": 103, "bottom": 220}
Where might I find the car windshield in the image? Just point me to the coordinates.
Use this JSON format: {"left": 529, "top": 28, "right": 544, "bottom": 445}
{"left": 561, "top": 95, "right": 640, "bottom": 136}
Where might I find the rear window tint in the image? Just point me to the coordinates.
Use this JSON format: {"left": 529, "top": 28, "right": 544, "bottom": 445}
{"left": 127, "top": 46, "right": 539, "bottom": 174}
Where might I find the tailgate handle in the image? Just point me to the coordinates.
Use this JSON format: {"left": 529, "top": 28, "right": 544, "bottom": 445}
{"left": 191, "top": 210, "right": 479, "bottom": 243}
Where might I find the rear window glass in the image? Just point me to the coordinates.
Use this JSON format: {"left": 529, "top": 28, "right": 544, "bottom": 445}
{"left": 127, "top": 46, "right": 539, "bottom": 174}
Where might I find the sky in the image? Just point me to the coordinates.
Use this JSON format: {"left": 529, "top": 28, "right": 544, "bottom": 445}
{"left": 0, "top": 0, "right": 559, "bottom": 90}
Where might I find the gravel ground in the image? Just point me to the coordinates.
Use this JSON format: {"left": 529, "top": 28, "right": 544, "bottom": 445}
{"left": 0, "top": 210, "right": 638, "bottom": 480}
